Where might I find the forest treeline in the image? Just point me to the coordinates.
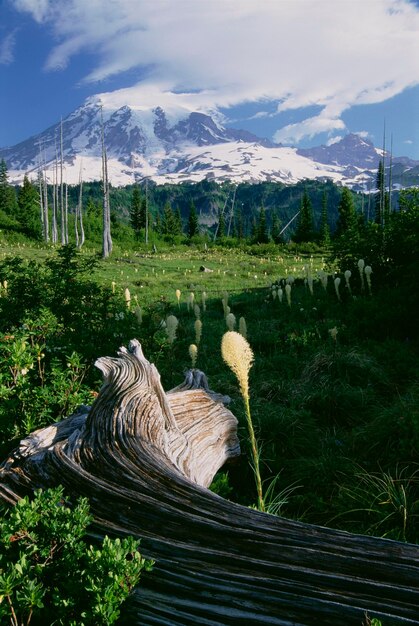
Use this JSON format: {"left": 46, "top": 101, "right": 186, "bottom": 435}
{"left": 1, "top": 157, "right": 411, "bottom": 253}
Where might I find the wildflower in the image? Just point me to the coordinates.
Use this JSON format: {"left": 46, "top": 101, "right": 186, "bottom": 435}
{"left": 221, "top": 332, "right": 263, "bottom": 512}
{"left": 165, "top": 315, "right": 178, "bottom": 345}
{"left": 278, "top": 287, "right": 283, "bottom": 303}
{"left": 365, "top": 265, "right": 372, "bottom": 295}
{"left": 318, "top": 270, "right": 328, "bottom": 291}
{"left": 202, "top": 291, "right": 207, "bottom": 312}
{"left": 329, "top": 327, "right": 338, "bottom": 342}
{"left": 189, "top": 344, "right": 198, "bottom": 368}
{"left": 175, "top": 289, "right": 181, "bottom": 307}
{"left": 194, "top": 304, "right": 201, "bottom": 319}
{"left": 239, "top": 316, "right": 247, "bottom": 339}
{"left": 194, "top": 319, "right": 202, "bottom": 345}
{"left": 187, "top": 292, "right": 195, "bottom": 312}
{"left": 358, "top": 259, "right": 365, "bottom": 291}
{"left": 344, "top": 269, "right": 352, "bottom": 295}
{"left": 334, "top": 276, "right": 341, "bottom": 302}
{"left": 226, "top": 312, "right": 236, "bottom": 331}
{"left": 221, "top": 331, "right": 253, "bottom": 403}
{"left": 285, "top": 283, "right": 292, "bottom": 307}
{"left": 134, "top": 306, "right": 142, "bottom": 325}
{"left": 124, "top": 288, "right": 131, "bottom": 309}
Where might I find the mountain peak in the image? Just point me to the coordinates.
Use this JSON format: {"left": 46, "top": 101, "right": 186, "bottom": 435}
{"left": 0, "top": 99, "right": 418, "bottom": 190}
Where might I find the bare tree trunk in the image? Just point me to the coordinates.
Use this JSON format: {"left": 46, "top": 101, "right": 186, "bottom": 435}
{"left": 101, "top": 108, "right": 112, "bottom": 258}
{"left": 43, "top": 165, "right": 49, "bottom": 243}
{"left": 60, "top": 118, "right": 65, "bottom": 245}
{"left": 1, "top": 340, "right": 418, "bottom": 626}
{"left": 76, "top": 162, "right": 85, "bottom": 249}
{"left": 65, "top": 181, "right": 69, "bottom": 244}
{"left": 51, "top": 143, "right": 58, "bottom": 244}
{"left": 145, "top": 176, "right": 149, "bottom": 245}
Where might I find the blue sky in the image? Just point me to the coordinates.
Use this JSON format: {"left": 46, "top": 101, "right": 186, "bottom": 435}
{"left": 1, "top": 0, "right": 419, "bottom": 159}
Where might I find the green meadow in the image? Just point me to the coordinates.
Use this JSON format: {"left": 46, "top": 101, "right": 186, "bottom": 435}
{"left": 0, "top": 236, "right": 418, "bottom": 544}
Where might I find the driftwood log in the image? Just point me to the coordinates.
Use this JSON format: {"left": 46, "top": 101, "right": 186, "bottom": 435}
{"left": 1, "top": 340, "right": 419, "bottom": 625}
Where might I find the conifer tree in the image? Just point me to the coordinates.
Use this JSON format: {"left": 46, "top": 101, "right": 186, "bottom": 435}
{"left": 236, "top": 204, "right": 244, "bottom": 240}
{"left": 294, "top": 191, "right": 314, "bottom": 242}
{"left": 175, "top": 207, "right": 183, "bottom": 235}
{"left": 0, "top": 159, "right": 17, "bottom": 216}
{"left": 162, "top": 202, "right": 177, "bottom": 235}
{"left": 320, "top": 191, "right": 331, "bottom": 246}
{"left": 256, "top": 205, "right": 269, "bottom": 243}
{"left": 17, "top": 175, "right": 41, "bottom": 239}
{"left": 130, "top": 186, "right": 142, "bottom": 238}
{"left": 188, "top": 201, "right": 199, "bottom": 238}
{"left": 336, "top": 187, "right": 358, "bottom": 237}
{"left": 374, "top": 160, "right": 389, "bottom": 226}
{"left": 271, "top": 211, "right": 284, "bottom": 244}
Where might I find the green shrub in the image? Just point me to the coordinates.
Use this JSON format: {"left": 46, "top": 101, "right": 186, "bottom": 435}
{"left": 0, "top": 487, "right": 153, "bottom": 625}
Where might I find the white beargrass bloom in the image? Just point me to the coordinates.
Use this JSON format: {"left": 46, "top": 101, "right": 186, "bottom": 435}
{"left": 124, "top": 288, "right": 131, "bottom": 309}
{"left": 334, "top": 277, "right": 341, "bottom": 301}
{"left": 189, "top": 344, "right": 198, "bottom": 368}
{"left": 194, "top": 304, "right": 201, "bottom": 319}
{"left": 221, "top": 331, "right": 253, "bottom": 402}
{"left": 307, "top": 270, "right": 314, "bottom": 296}
{"left": 285, "top": 283, "right": 292, "bottom": 307}
{"left": 134, "top": 306, "right": 142, "bottom": 325}
{"left": 278, "top": 287, "right": 283, "bottom": 303}
{"left": 166, "top": 315, "right": 179, "bottom": 344}
{"left": 239, "top": 316, "right": 247, "bottom": 339}
{"left": 226, "top": 312, "right": 236, "bottom": 331}
{"left": 175, "top": 289, "right": 181, "bottom": 307}
{"left": 111, "top": 281, "right": 116, "bottom": 294}
{"left": 358, "top": 259, "right": 365, "bottom": 291}
{"left": 365, "top": 265, "right": 373, "bottom": 294}
{"left": 194, "top": 319, "right": 202, "bottom": 345}
{"left": 344, "top": 269, "right": 352, "bottom": 295}
{"left": 329, "top": 327, "right": 338, "bottom": 342}
{"left": 319, "top": 270, "right": 328, "bottom": 291}
{"left": 202, "top": 291, "right": 207, "bottom": 312}
{"left": 187, "top": 292, "right": 195, "bottom": 312}
{"left": 272, "top": 288, "right": 277, "bottom": 300}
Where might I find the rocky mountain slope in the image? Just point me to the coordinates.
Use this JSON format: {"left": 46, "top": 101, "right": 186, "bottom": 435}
{"left": 1, "top": 95, "right": 417, "bottom": 190}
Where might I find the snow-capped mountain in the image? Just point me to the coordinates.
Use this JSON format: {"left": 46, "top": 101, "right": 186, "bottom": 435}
{"left": 1, "top": 95, "right": 417, "bottom": 189}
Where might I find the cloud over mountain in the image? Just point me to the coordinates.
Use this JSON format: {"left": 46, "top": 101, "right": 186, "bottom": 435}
{"left": 10, "top": 0, "right": 419, "bottom": 145}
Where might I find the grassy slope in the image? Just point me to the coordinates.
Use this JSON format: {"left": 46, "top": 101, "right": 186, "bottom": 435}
{"left": 0, "top": 240, "right": 418, "bottom": 543}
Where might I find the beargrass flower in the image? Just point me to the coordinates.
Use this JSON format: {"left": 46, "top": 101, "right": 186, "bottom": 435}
{"left": 166, "top": 315, "right": 179, "bottom": 345}
{"left": 239, "top": 316, "right": 247, "bottom": 339}
{"left": 124, "top": 288, "right": 131, "bottom": 309}
{"left": 334, "top": 277, "right": 341, "bottom": 302}
{"left": 221, "top": 332, "right": 264, "bottom": 512}
{"left": 226, "top": 312, "right": 236, "bottom": 331}
{"left": 194, "top": 319, "right": 202, "bottom": 345}
{"left": 365, "top": 265, "right": 372, "bottom": 295}
{"left": 358, "top": 259, "right": 365, "bottom": 291}
{"left": 285, "top": 284, "right": 292, "bottom": 307}
{"left": 189, "top": 344, "right": 198, "bottom": 368}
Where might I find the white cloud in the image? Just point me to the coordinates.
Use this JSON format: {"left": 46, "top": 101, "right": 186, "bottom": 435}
{"left": 0, "top": 30, "right": 17, "bottom": 65}
{"left": 354, "top": 131, "right": 371, "bottom": 139}
{"left": 404, "top": 139, "right": 413, "bottom": 144}
{"left": 10, "top": 0, "right": 419, "bottom": 143}
{"left": 326, "top": 136, "right": 344, "bottom": 146}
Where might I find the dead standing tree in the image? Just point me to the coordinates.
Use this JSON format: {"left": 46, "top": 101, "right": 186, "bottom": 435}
{"left": 0, "top": 340, "right": 418, "bottom": 626}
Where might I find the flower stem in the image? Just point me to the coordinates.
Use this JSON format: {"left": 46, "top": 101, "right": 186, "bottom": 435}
{"left": 244, "top": 395, "right": 265, "bottom": 512}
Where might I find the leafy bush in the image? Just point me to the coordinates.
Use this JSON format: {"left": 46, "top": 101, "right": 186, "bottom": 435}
{"left": 0, "top": 487, "right": 153, "bottom": 625}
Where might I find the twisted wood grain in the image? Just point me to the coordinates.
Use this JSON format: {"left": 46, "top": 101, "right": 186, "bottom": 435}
{"left": 0, "top": 340, "right": 418, "bottom": 625}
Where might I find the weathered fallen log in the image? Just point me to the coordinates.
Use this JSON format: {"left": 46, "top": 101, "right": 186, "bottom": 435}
{"left": 1, "top": 340, "right": 418, "bottom": 625}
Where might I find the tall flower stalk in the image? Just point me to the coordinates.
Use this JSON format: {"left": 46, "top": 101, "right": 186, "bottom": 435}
{"left": 221, "top": 331, "right": 264, "bottom": 512}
